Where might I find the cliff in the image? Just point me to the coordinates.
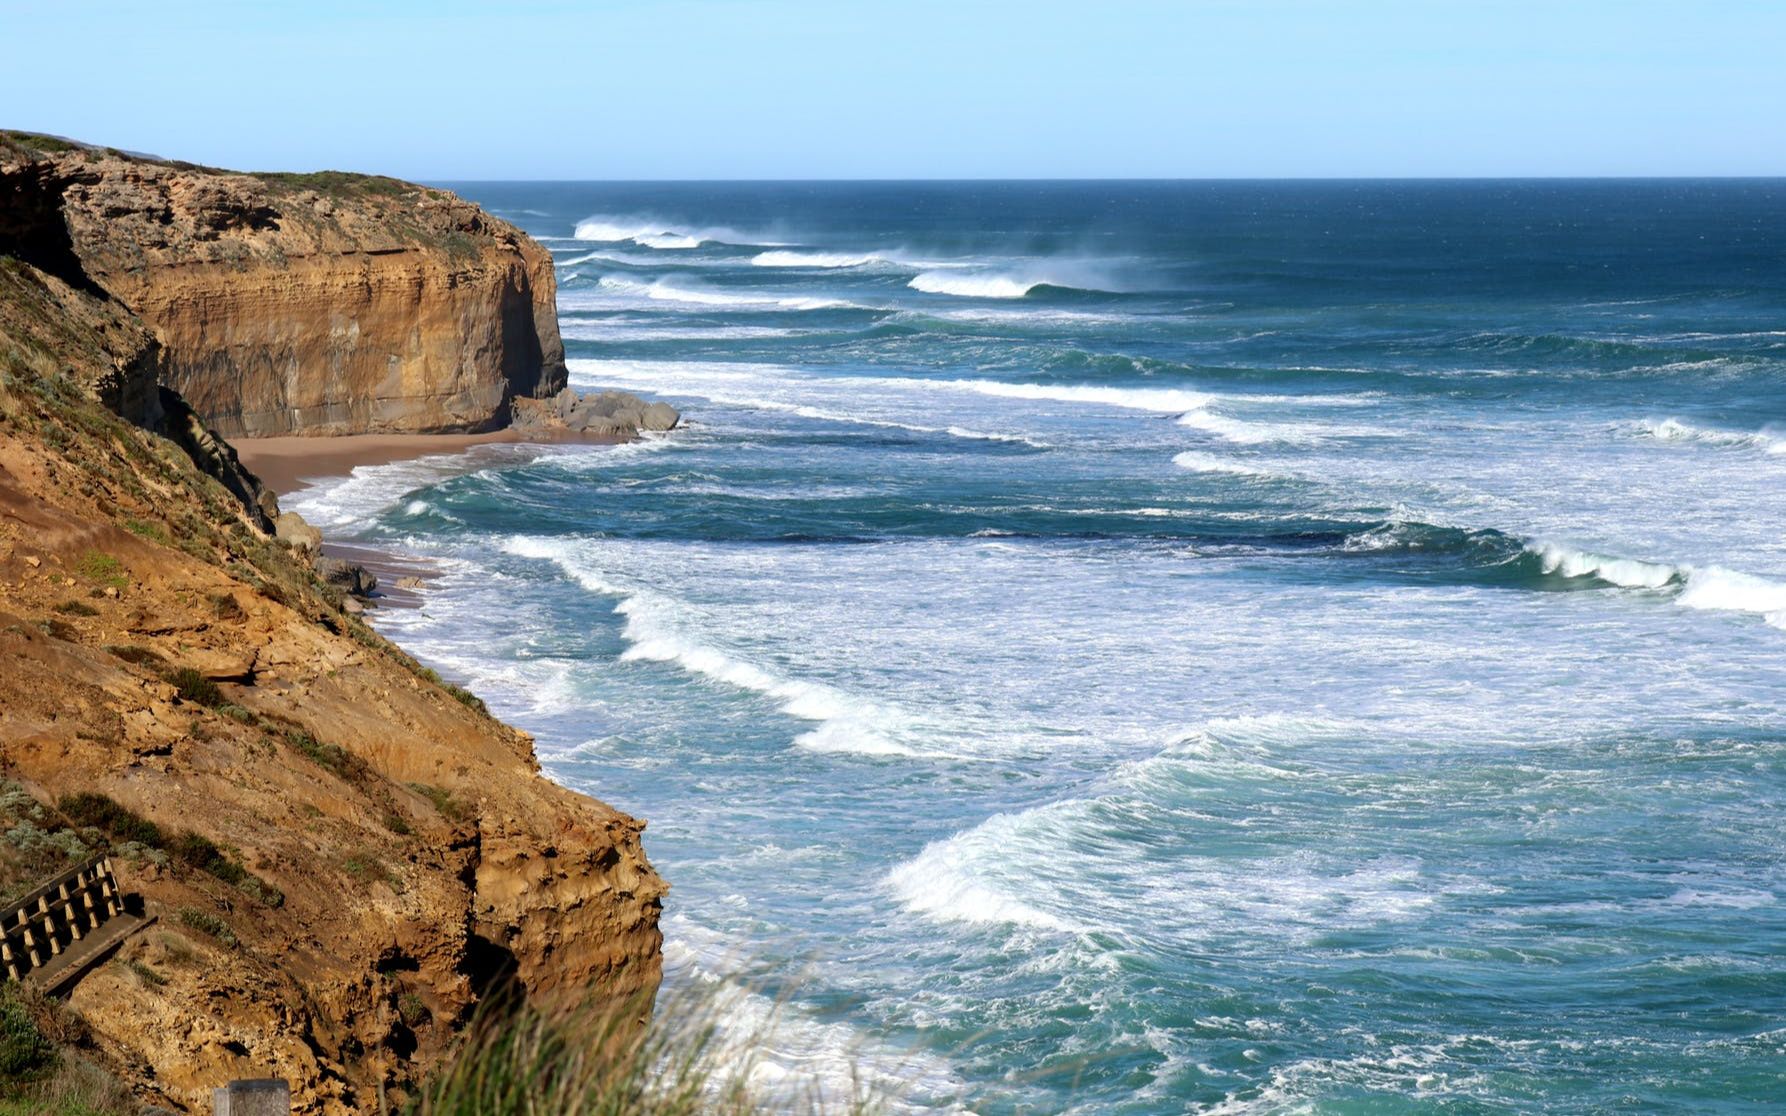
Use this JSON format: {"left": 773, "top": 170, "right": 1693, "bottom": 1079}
{"left": 0, "top": 142, "right": 664, "bottom": 1114}
{"left": 2, "top": 131, "right": 567, "bottom": 437}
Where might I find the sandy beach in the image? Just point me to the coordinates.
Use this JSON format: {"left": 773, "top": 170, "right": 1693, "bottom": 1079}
{"left": 233, "top": 429, "right": 623, "bottom": 496}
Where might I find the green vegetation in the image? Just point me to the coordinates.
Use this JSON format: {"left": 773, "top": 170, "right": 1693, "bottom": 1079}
{"left": 342, "top": 850, "right": 395, "bottom": 888}
{"left": 163, "top": 666, "right": 223, "bottom": 708}
{"left": 444, "top": 683, "right": 489, "bottom": 716}
{"left": 1, "top": 782, "right": 92, "bottom": 904}
{"left": 0, "top": 983, "right": 135, "bottom": 1115}
{"left": 280, "top": 726, "right": 368, "bottom": 783}
{"left": 409, "top": 783, "right": 469, "bottom": 822}
{"left": 123, "top": 959, "right": 166, "bottom": 988}
{"left": 74, "top": 551, "right": 126, "bottom": 590}
{"left": 0, "top": 985, "right": 54, "bottom": 1079}
{"left": 175, "top": 906, "right": 238, "bottom": 949}
{"left": 397, "top": 992, "right": 431, "bottom": 1028}
{"left": 103, "top": 644, "right": 164, "bottom": 667}
{"left": 255, "top": 169, "right": 412, "bottom": 198}
{"left": 0, "top": 130, "right": 80, "bottom": 155}
{"left": 51, "top": 600, "right": 98, "bottom": 617}
{"left": 410, "top": 986, "right": 883, "bottom": 1116}
{"left": 121, "top": 518, "right": 168, "bottom": 545}
{"left": 57, "top": 793, "right": 281, "bottom": 908}
{"left": 56, "top": 793, "right": 161, "bottom": 847}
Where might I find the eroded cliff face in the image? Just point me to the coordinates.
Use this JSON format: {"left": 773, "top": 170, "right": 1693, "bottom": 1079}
{"left": 0, "top": 144, "right": 662, "bottom": 1115}
{"left": 4, "top": 134, "right": 567, "bottom": 436}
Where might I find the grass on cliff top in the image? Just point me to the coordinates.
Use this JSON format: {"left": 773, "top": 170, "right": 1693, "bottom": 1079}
{"left": 255, "top": 169, "right": 415, "bottom": 198}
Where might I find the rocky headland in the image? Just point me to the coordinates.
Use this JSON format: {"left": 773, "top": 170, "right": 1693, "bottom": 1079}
{"left": 0, "top": 131, "right": 668, "bottom": 1113}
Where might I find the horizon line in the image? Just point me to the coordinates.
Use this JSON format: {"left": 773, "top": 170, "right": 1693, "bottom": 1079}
{"left": 421, "top": 174, "right": 1786, "bottom": 185}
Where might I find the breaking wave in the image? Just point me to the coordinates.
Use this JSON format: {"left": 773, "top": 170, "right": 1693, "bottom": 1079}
{"left": 573, "top": 215, "right": 783, "bottom": 250}
{"left": 595, "top": 275, "right": 852, "bottom": 311}
{"left": 500, "top": 537, "right": 956, "bottom": 756}
{"left": 1630, "top": 417, "right": 1786, "bottom": 454}
{"left": 908, "top": 268, "right": 1116, "bottom": 299}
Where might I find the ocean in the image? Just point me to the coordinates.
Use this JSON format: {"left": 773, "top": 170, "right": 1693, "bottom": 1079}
{"left": 286, "top": 181, "right": 1786, "bottom": 1113}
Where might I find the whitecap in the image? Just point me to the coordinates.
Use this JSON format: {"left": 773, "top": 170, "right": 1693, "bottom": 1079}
{"left": 499, "top": 537, "right": 960, "bottom": 757}
{"left": 1529, "top": 542, "right": 1682, "bottom": 590}
{"left": 592, "top": 275, "right": 852, "bottom": 311}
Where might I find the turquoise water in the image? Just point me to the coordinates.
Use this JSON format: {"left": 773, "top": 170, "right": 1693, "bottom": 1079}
{"left": 290, "top": 182, "right": 1786, "bottom": 1112}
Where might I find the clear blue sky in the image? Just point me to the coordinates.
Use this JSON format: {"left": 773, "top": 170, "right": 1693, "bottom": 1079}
{"left": 5, "top": 0, "right": 1783, "bottom": 179}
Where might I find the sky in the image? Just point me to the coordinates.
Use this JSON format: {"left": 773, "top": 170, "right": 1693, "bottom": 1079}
{"left": 4, "top": 0, "right": 1784, "bottom": 179}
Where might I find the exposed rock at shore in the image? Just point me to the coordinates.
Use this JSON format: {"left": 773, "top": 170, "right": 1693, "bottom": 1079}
{"left": 2, "top": 132, "right": 567, "bottom": 437}
{"left": 512, "top": 387, "right": 681, "bottom": 437}
{"left": 0, "top": 133, "right": 664, "bottom": 1115}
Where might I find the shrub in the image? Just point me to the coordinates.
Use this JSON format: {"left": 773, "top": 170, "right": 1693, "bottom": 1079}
{"left": 0, "top": 986, "right": 53, "bottom": 1080}
{"left": 104, "top": 645, "right": 164, "bottom": 667}
{"left": 124, "top": 960, "right": 166, "bottom": 988}
{"left": 166, "top": 832, "right": 243, "bottom": 885}
{"left": 445, "top": 684, "right": 487, "bottom": 716}
{"left": 74, "top": 552, "right": 126, "bottom": 590}
{"left": 409, "top": 784, "right": 468, "bottom": 822}
{"left": 209, "top": 592, "right": 246, "bottom": 621}
{"left": 175, "top": 907, "right": 237, "bottom": 949}
{"left": 282, "top": 728, "right": 366, "bottom": 783}
{"left": 122, "top": 518, "right": 168, "bottom": 545}
{"left": 163, "top": 667, "right": 223, "bottom": 708}
{"left": 57, "top": 794, "right": 163, "bottom": 848}
{"left": 51, "top": 600, "right": 98, "bottom": 617}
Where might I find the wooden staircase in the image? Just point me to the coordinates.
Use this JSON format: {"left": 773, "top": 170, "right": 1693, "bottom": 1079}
{"left": 3, "top": 855, "right": 155, "bottom": 994}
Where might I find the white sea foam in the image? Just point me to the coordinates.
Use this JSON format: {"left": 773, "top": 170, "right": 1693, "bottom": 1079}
{"left": 886, "top": 812, "right": 1081, "bottom": 932}
{"left": 1530, "top": 542, "right": 1681, "bottom": 590}
{"left": 908, "top": 270, "right": 1104, "bottom": 299}
{"left": 1631, "top": 417, "right": 1786, "bottom": 454}
{"left": 557, "top": 321, "right": 808, "bottom": 343}
{"left": 500, "top": 536, "right": 955, "bottom": 756}
{"left": 1676, "top": 567, "right": 1786, "bottom": 628}
{"left": 661, "top": 917, "right": 967, "bottom": 1112}
{"left": 927, "top": 378, "right": 1215, "bottom": 412}
{"left": 594, "top": 275, "right": 851, "bottom": 311}
{"left": 1530, "top": 542, "right": 1786, "bottom": 628}
{"left": 1171, "top": 451, "right": 1279, "bottom": 477}
{"left": 575, "top": 219, "right": 703, "bottom": 248}
{"left": 751, "top": 249, "right": 883, "bottom": 269}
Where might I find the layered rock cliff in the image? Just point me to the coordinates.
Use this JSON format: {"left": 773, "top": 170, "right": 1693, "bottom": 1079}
{"left": 0, "top": 136, "right": 664, "bottom": 1114}
{"left": 3, "top": 132, "right": 567, "bottom": 437}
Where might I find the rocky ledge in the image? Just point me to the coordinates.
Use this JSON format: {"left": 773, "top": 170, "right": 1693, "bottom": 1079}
{"left": 3, "top": 131, "right": 569, "bottom": 438}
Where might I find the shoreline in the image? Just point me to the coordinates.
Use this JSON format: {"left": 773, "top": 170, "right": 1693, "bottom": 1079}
{"left": 236, "top": 428, "right": 629, "bottom": 611}
{"left": 233, "top": 428, "right": 625, "bottom": 495}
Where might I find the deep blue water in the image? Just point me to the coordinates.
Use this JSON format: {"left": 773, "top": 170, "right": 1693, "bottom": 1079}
{"left": 291, "top": 182, "right": 1786, "bottom": 1113}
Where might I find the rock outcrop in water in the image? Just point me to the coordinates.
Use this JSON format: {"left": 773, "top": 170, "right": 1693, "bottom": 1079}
{"left": 0, "top": 131, "right": 665, "bottom": 1114}
{"left": 4, "top": 131, "right": 567, "bottom": 437}
{"left": 512, "top": 387, "right": 681, "bottom": 437}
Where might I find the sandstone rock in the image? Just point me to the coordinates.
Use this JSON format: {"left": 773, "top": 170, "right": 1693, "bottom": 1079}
{"left": 511, "top": 388, "right": 681, "bottom": 440}
{"left": 639, "top": 401, "right": 681, "bottom": 432}
{"left": 314, "top": 556, "right": 377, "bottom": 598}
{"left": 394, "top": 576, "right": 425, "bottom": 591}
{"left": 0, "top": 219, "right": 664, "bottom": 1111}
{"left": 9, "top": 142, "right": 566, "bottom": 437}
{"left": 275, "top": 512, "right": 323, "bottom": 556}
